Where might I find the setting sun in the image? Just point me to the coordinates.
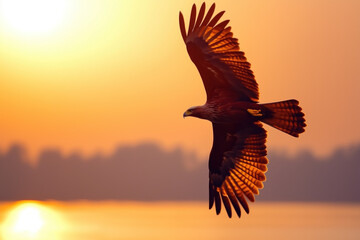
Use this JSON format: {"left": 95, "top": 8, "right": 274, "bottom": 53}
{"left": 12, "top": 204, "right": 44, "bottom": 234}
{"left": 0, "top": 0, "right": 69, "bottom": 35}
{"left": 1, "top": 201, "right": 66, "bottom": 240}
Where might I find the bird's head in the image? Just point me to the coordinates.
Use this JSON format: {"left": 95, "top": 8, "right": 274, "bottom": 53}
{"left": 183, "top": 106, "right": 203, "bottom": 119}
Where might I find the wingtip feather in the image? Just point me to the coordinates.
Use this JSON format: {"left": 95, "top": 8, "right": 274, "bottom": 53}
{"left": 215, "top": 191, "right": 221, "bottom": 215}
{"left": 188, "top": 4, "right": 197, "bottom": 34}
{"left": 221, "top": 195, "right": 232, "bottom": 218}
{"left": 194, "top": 2, "right": 206, "bottom": 29}
{"left": 179, "top": 11, "right": 187, "bottom": 41}
{"left": 208, "top": 10, "right": 225, "bottom": 27}
{"left": 200, "top": 2, "right": 216, "bottom": 28}
{"left": 209, "top": 182, "right": 215, "bottom": 209}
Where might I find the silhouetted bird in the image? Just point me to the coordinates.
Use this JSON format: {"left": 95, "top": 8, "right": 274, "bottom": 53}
{"left": 180, "top": 2, "right": 306, "bottom": 218}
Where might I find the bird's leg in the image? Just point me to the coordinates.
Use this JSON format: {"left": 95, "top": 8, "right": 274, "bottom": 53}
{"left": 247, "top": 108, "right": 262, "bottom": 117}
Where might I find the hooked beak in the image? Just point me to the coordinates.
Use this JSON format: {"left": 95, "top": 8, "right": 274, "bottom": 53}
{"left": 183, "top": 110, "right": 192, "bottom": 118}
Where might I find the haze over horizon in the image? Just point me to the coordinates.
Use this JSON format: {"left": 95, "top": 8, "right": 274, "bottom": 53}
{"left": 1, "top": 139, "right": 360, "bottom": 164}
{"left": 1, "top": 141, "right": 359, "bottom": 202}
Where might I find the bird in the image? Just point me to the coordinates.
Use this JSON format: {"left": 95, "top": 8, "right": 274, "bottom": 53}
{"left": 179, "top": 2, "right": 306, "bottom": 218}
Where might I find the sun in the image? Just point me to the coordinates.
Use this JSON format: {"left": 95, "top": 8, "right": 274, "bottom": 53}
{"left": 1, "top": 201, "right": 66, "bottom": 240}
{"left": 0, "top": 0, "right": 69, "bottom": 36}
{"left": 12, "top": 204, "right": 44, "bottom": 235}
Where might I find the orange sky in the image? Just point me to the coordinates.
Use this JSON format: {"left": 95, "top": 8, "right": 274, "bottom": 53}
{"left": 1, "top": 0, "right": 360, "bottom": 161}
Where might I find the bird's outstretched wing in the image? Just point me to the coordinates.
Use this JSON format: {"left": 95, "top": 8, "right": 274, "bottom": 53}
{"left": 179, "top": 3, "right": 259, "bottom": 102}
{"left": 209, "top": 122, "right": 268, "bottom": 218}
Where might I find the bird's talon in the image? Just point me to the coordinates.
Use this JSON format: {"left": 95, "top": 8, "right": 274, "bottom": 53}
{"left": 247, "top": 109, "right": 262, "bottom": 117}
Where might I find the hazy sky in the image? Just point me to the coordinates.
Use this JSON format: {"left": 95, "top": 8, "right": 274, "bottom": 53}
{"left": 0, "top": 0, "right": 359, "bottom": 161}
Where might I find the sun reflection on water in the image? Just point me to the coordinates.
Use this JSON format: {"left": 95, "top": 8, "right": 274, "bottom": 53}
{"left": 1, "top": 201, "right": 360, "bottom": 240}
{"left": 1, "top": 201, "right": 67, "bottom": 240}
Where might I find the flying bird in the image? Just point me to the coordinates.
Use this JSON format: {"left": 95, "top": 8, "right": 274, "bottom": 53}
{"left": 179, "top": 3, "right": 306, "bottom": 218}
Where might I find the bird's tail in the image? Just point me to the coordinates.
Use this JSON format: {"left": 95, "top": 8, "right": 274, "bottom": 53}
{"left": 260, "top": 99, "right": 306, "bottom": 137}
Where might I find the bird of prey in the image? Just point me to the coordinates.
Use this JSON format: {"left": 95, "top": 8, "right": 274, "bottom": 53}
{"left": 179, "top": 3, "right": 306, "bottom": 218}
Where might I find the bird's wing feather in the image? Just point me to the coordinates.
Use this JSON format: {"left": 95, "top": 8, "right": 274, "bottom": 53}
{"left": 209, "top": 122, "right": 268, "bottom": 217}
{"left": 179, "top": 3, "right": 259, "bottom": 102}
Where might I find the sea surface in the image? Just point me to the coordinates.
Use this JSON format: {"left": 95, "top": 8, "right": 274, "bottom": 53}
{"left": 0, "top": 201, "right": 359, "bottom": 240}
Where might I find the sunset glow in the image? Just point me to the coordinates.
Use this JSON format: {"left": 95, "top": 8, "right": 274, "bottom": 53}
{"left": 0, "top": 0, "right": 69, "bottom": 36}
{"left": 0, "top": 1, "right": 359, "bottom": 238}
{"left": 1, "top": 202, "right": 66, "bottom": 240}
{"left": 0, "top": 0, "right": 359, "bottom": 161}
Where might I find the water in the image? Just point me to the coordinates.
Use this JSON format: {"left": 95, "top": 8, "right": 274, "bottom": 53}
{"left": 1, "top": 201, "right": 359, "bottom": 240}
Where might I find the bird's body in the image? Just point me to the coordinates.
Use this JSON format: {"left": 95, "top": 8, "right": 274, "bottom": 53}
{"left": 180, "top": 2, "right": 306, "bottom": 218}
{"left": 186, "top": 101, "right": 259, "bottom": 124}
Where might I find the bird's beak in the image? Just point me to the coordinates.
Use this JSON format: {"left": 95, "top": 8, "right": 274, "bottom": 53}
{"left": 183, "top": 110, "right": 191, "bottom": 118}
